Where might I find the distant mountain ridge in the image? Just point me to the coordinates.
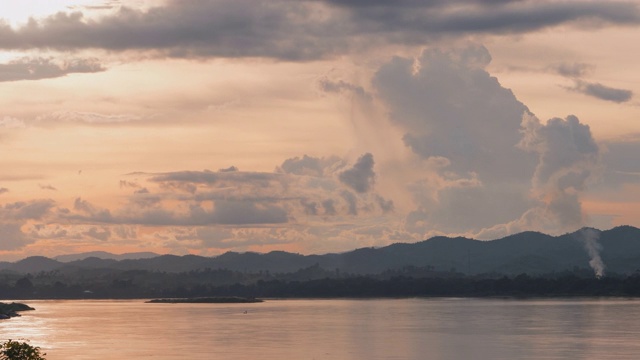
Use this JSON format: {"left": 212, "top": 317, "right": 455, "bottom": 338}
{"left": 3, "top": 226, "right": 640, "bottom": 276}
{"left": 54, "top": 251, "right": 159, "bottom": 262}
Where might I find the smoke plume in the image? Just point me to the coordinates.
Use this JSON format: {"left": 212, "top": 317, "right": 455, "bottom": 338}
{"left": 579, "top": 228, "right": 605, "bottom": 278}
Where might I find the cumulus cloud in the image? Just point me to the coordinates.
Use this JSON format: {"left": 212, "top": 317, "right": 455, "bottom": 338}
{"left": 0, "top": 0, "right": 637, "bottom": 60}
{"left": 0, "top": 199, "right": 56, "bottom": 250}
{"left": 60, "top": 152, "right": 395, "bottom": 233}
{"left": 369, "top": 43, "right": 609, "bottom": 239}
{"left": 2, "top": 199, "right": 56, "bottom": 220}
{"left": 373, "top": 45, "right": 539, "bottom": 233}
{"left": 278, "top": 155, "right": 344, "bottom": 177}
{"left": 519, "top": 114, "right": 600, "bottom": 230}
{"left": 0, "top": 223, "right": 31, "bottom": 251}
{"left": 0, "top": 57, "right": 105, "bottom": 82}
{"left": 569, "top": 80, "right": 633, "bottom": 103}
{"left": 338, "top": 153, "right": 376, "bottom": 193}
{"left": 83, "top": 226, "right": 112, "bottom": 241}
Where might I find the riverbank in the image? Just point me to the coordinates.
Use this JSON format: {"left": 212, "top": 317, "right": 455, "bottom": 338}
{"left": 146, "top": 296, "right": 263, "bottom": 304}
{"left": 0, "top": 302, "right": 34, "bottom": 319}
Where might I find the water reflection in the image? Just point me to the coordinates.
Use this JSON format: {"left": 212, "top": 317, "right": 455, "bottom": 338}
{"left": 0, "top": 298, "right": 639, "bottom": 359}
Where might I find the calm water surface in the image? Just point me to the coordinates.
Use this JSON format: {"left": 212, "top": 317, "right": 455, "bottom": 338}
{"left": 1, "top": 298, "right": 640, "bottom": 359}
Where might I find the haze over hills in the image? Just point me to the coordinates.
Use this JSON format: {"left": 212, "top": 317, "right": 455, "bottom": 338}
{"left": 54, "top": 251, "right": 160, "bottom": 263}
{"left": 2, "top": 226, "right": 640, "bottom": 276}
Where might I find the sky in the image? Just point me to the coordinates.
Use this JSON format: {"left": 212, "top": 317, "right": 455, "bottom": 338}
{"left": 0, "top": 0, "right": 640, "bottom": 260}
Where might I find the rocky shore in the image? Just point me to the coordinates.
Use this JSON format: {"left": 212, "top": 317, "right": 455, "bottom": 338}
{"left": 0, "top": 302, "right": 35, "bottom": 319}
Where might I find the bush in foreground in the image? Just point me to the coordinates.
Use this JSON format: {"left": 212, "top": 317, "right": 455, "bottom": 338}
{"left": 0, "top": 340, "right": 46, "bottom": 360}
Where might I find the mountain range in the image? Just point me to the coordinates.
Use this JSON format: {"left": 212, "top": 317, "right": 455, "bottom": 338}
{"left": 2, "top": 226, "right": 640, "bottom": 276}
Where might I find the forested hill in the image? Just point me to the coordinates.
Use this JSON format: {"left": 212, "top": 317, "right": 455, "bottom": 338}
{"left": 3, "top": 226, "right": 640, "bottom": 276}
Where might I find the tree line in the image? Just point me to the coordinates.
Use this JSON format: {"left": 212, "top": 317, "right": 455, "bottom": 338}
{"left": 2, "top": 264, "right": 640, "bottom": 299}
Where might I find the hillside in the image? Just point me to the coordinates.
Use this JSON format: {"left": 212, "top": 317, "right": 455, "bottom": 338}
{"left": 1, "top": 226, "right": 639, "bottom": 276}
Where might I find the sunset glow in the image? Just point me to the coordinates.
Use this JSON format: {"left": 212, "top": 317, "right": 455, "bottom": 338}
{"left": 1, "top": 0, "right": 640, "bottom": 260}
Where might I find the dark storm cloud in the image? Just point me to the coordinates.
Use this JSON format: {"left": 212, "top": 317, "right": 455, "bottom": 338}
{"left": 0, "top": 57, "right": 105, "bottom": 82}
{"left": 0, "top": 0, "right": 637, "bottom": 60}
{"left": 570, "top": 80, "right": 633, "bottom": 103}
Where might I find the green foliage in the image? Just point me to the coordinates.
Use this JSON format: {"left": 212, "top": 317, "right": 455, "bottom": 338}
{"left": 0, "top": 340, "right": 46, "bottom": 360}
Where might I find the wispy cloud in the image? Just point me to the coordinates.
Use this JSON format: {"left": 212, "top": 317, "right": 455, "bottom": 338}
{"left": 0, "top": 57, "right": 105, "bottom": 82}
{"left": 569, "top": 80, "right": 634, "bottom": 103}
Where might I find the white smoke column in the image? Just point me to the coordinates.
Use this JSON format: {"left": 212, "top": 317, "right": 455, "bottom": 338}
{"left": 580, "top": 228, "right": 605, "bottom": 278}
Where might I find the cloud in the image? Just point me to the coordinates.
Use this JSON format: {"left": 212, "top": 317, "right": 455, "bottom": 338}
{"left": 0, "top": 57, "right": 105, "bottom": 82}
{"left": 0, "top": 199, "right": 56, "bottom": 251}
{"left": 519, "top": 114, "right": 600, "bottom": 230}
{"left": 0, "top": 223, "right": 32, "bottom": 251}
{"left": 322, "top": 199, "right": 337, "bottom": 215}
{"left": 569, "top": 80, "right": 633, "bottom": 103}
{"left": 0, "top": 116, "right": 27, "bottom": 129}
{"left": 1, "top": 199, "right": 56, "bottom": 220}
{"left": 218, "top": 166, "right": 238, "bottom": 173}
{"left": 340, "top": 190, "right": 359, "bottom": 215}
{"left": 0, "top": 0, "right": 637, "bottom": 60}
{"left": 36, "top": 111, "right": 143, "bottom": 125}
{"left": 0, "top": 188, "right": 8, "bottom": 195}
{"left": 278, "top": 155, "right": 344, "bottom": 177}
{"left": 209, "top": 200, "right": 288, "bottom": 225}
{"left": 318, "top": 78, "right": 372, "bottom": 100}
{"left": 551, "top": 62, "right": 593, "bottom": 78}
{"left": 83, "top": 226, "right": 112, "bottom": 241}
{"left": 369, "top": 44, "right": 609, "bottom": 239}
{"left": 39, "top": 184, "right": 57, "bottom": 191}
{"left": 372, "top": 45, "right": 540, "bottom": 232}
{"left": 339, "top": 153, "right": 376, "bottom": 193}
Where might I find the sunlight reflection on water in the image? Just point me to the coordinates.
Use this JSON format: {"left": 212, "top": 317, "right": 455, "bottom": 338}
{"left": 1, "top": 298, "right": 640, "bottom": 360}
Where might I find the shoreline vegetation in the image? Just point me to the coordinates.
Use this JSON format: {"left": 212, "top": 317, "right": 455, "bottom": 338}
{"left": 4, "top": 273, "right": 640, "bottom": 300}
{"left": 146, "top": 297, "right": 263, "bottom": 304}
{"left": 0, "top": 302, "right": 34, "bottom": 319}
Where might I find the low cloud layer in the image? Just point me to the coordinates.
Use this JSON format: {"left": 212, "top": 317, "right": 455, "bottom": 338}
{"left": 0, "top": 57, "right": 105, "bottom": 82}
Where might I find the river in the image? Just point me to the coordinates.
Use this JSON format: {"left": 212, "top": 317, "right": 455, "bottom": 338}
{"left": 1, "top": 298, "right": 640, "bottom": 359}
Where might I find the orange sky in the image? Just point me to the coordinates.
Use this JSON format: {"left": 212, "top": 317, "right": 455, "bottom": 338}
{"left": 0, "top": 0, "right": 639, "bottom": 260}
